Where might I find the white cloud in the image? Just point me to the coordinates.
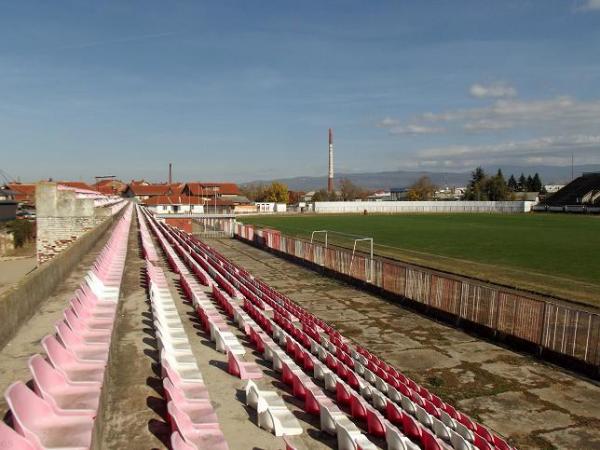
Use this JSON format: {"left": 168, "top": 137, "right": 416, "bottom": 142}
{"left": 577, "top": 0, "right": 600, "bottom": 11}
{"left": 377, "top": 117, "right": 400, "bottom": 127}
{"left": 469, "top": 82, "right": 517, "bottom": 99}
{"left": 377, "top": 117, "right": 443, "bottom": 135}
{"left": 388, "top": 124, "right": 445, "bottom": 135}
{"left": 383, "top": 96, "right": 600, "bottom": 135}
{"left": 463, "top": 119, "right": 514, "bottom": 131}
{"left": 414, "top": 135, "right": 600, "bottom": 169}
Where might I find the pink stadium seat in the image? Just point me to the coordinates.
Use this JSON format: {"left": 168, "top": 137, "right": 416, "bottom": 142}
{"left": 70, "top": 295, "right": 114, "bottom": 318}
{"left": 65, "top": 307, "right": 112, "bottom": 331}
{"left": 28, "top": 355, "right": 100, "bottom": 416}
{"left": 227, "top": 352, "right": 263, "bottom": 380}
{"left": 55, "top": 321, "right": 108, "bottom": 362}
{"left": 74, "top": 288, "right": 117, "bottom": 313}
{"left": 4, "top": 381, "right": 94, "bottom": 450}
{"left": 167, "top": 398, "right": 218, "bottom": 428}
{"left": 0, "top": 421, "right": 35, "bottom": 450}
{"left": 163, "top": 362, "right": 211, "bottom": 400}
{"left": 283, "top": 435, "right": 298, "bottom": 450}
{"left": 41, "top": 335, "right": 105, "bottom": 383}
{"left": 167, "top": 403, "right": 227, "bottom": 450}
{"left": 63, "top": 310, "right": 111, "bottom": 343}
{"left": 171, "top": 431, "right": 197, "bottom": 450}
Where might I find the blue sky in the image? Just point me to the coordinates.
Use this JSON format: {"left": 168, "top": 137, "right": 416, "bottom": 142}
{"left": 2, "top": 1, "right": 600, "bottom": 183}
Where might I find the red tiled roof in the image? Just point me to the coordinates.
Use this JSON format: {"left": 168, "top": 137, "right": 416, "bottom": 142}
{"left": 128, "top": 184, "right": 171, "bottom": 196}
{"left": 169, "top": 183, "right": 186, "bottom": 195}
{"left": 57, "top": 181, "right": 94, "bottom": 191}
{"left": 96, "top": 180, "right": 127, "bottom": 195}
{"left": 145, "top": 195, "right": 236, "bottom": 206}
{"left": 185, "top": 182, "right": 240, "bottom": 196}
{"left": 7, "top": 183, "right": 36, "bottom": 203}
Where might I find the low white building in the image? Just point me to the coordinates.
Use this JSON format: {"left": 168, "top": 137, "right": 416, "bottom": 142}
{"left": 255, "top": 202, "right": 288, "bottom": 213}
{"left": 145, "top": 195, "right": 205, "bottom": 214}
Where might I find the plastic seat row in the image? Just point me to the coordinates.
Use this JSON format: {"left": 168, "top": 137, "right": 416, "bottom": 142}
{"left": 1, "top": 205, "right": 133, "bottom": 450}
{"left": 138, "top": 214, "right": 229, "bottom": 450}
{"left": 146, "top": 212, "right": 403, "bottom": 449}
{"left": 155, "top": 216, "right": 515, "bottom": 450}
{"left": 173, "top": 231, "right": 511, "bottom": 450}
{"left": 141, "top": 210, "right": 305, "bottom": 444}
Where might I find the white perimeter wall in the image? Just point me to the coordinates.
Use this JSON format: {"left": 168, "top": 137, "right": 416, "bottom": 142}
{"left": 314, "top": 201, "right": 533, "bottom": 214}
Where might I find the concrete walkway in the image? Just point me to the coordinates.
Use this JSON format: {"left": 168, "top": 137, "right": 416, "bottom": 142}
{"left": 0, "top": 257, "right": 36, "bottom": 295}
{"left": 96, "top": 217, "right": 170, "bottom": 449}
{"left": 209, "top": 238, "right": 600, "bottom": 450}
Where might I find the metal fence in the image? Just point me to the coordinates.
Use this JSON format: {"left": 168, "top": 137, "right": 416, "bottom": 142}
{"left": 236, "top": 224, "right": 600, "bottom": 374}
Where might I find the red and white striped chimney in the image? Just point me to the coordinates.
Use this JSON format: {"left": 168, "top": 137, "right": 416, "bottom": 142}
{"left": 328, "top": 128, "right": 334, "bottom": 193}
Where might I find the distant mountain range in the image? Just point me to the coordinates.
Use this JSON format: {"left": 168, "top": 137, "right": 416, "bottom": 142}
{"left": 243, "top": 165, "right": 600, "bottom": 191}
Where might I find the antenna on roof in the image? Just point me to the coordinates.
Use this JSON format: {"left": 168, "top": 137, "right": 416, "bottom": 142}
{"left": 0, "top": 169, "right": 17, "bottom": 185}
{"left": 169, "top": 163, "right": 172, "bottom": 185}
{"left": 94, "top": 175, "right": 116, "bottom": 191}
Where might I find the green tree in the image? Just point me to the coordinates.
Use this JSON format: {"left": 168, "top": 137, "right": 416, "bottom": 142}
{"left": 518, "top": 173, "right": 527, "bottom": 192}
{"left": 526, "top": 175, "right": 534, "bottom": 192}
{"left": 464, "top": 167, "right": 510, "bottom": 201}
{"left": 311, "top": 188, "right": 338, "bottom": 202}
{"left": 264, "top": 182, "right": 289, "bottom": 203}
{"left": 464, "top": 167, "right": 487, "bottom": 200}
{"left": 507, "top": 174, "right": 518, "bottom": 191}
{"left": 6, "top": 220, "right": 35, "bottom": 248}
{"left": 485, "top": 170, "right": 510, "bottom": 201}
{"left": 531, "top": 173, "right": 543, "bottom": 192}
{"left": 240, "top": 183, "right": 267, "bottom": 202}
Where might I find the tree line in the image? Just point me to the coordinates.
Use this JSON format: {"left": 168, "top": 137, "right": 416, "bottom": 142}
{"left": 241, "top": 169, "right": 545, "bottom": 204}
{"left": 240, "top": 182, "right": 289, "bottom": 203}
{"left": 463, "top": 167, "right": 544, "bottom": 201}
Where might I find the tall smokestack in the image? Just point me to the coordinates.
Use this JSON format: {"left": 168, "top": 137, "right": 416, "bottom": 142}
{"left": 168, "top": 163, "right": 172, "bottom": 185}
{"left": 328, "top": 128, "right": 334, "bottom": 193}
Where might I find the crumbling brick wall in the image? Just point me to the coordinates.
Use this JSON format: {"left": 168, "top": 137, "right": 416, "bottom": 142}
{"left": 35, "top": 182, "right": 112, "bottom": 265}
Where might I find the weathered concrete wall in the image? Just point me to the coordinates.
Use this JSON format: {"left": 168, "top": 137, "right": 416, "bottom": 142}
{"left": 314, "top": 200, "right": 534, "bottom": 214}
{"left": 237, "top": 225, "right": 600, "bottom": 379}
{"left": 35, "top": 182, "right": 120, "bottom": 264}
{"left": 0, "top": 210, "right": 120, "bottom": 350}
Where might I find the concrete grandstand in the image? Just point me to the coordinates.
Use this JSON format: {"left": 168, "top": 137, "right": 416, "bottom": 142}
{"left": 0, "top": 200, "right": 599, "bottom": 449}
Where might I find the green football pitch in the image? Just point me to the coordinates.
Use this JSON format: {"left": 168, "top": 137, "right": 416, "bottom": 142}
{"left": 239, "top": 213, "right": 600, "bottom": 306}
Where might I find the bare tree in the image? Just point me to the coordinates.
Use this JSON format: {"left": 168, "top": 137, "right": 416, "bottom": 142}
{"left": 407, "top": 176, "right": 437, "bottom": 201}
{"left": 339, "top": 178, "right": 367, "bottom": 201}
